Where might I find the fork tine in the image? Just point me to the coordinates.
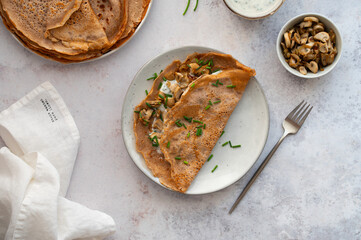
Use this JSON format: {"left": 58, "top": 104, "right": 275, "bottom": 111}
{"left": 296, "top": 104, "right": 310, "bottom": 122}
{"left": 287, "top": 100, "right": 304, "bottom": 119}
{"left": 293, "top": 102, "right": 307, "bottom": 120}
{"left": 299, "top": 106, "right": 313, "bottom": 126}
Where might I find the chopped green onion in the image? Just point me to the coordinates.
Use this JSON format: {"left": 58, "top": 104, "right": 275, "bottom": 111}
{"left": 146, "top": 102, "right": 152, "bottom": 108}
{"left": 196, "top": 65, "right": 202, "bottom": 70}
{"left": 206, "top": 66, "right": 212, "bottom": 70}
{"left": 210, "top": 59, "right": 214, "bottom": 66}
{"left": 207, "top": 154, "right": 213, "bottom": 162}
{"left": 159, "top": 94, "right": 164, "bottom": 99}
{"left": 187, "top": 64, "right": 191, "bottom": 68}
{"left": 158, "top": 82, "right": 162, "bottom": 90}
{"left": 196, "top": 125, "right": 203, "bottom": 128}
{"left": 212, "top": 83, "right": 218, "bottom": 87}
{"left": 232, "top": 145, "right": 241, "bottom": 148}
{"left": 175, "top": 156, "right": 181, "bottom": 160}
{"left": 216, "top": 80, "right": 219, "bottom": 85}
{"left": 229, "top": 141, "right": 233, "bottom": 147}
{"left": 145, "top": 90, "right": 148, "bottom": 95}
{"left": 134, "top": 110, "right": 140, "bottom": 113}
{"left": 139, "top": 112, "right": 142, "bottom": 118}
{"left": 213, "top": 100, "right": 221, "bottom": 104}
{"left": 151, "top": 136, "right": 159, "bottom": 147}
{"left": 147, "top": 73, "right": 158, "bottom": 80}
{"left": 196, "top": 128, "right": 203, "bottom": 136}
{"left": 209, "top": 100, "right": 213, "bottom": 105}
{"left": 164, "top": 96, "right": 168, "bottom": 108}
{"left": 167, "top": 141, "right": 170, "bottom": 148}
{"left": 227, "top": 85, "right": 236, "bottom": 88}
{"left": 220, "top": 131, "right": 225, "bottom": 137}
{"left": 211, "top": 165, "right": 218, "bottom": 173}
{"left": 162, "top": 77, "right": 167, "bottom": 81}
{"left": 193, "top": 120, "right": 203, "bottom": 124}
{"left": 160, "top": 113, "right": 164, "bottom": 121}
{"left": 183, "top": 116, "right": 192, "bottom": 122}
{"left": 218, "top": 82, "right": 223, "bottom": 85}
{"left": 182, "top": 123, "right": 187, "bottom": 129}
{"left": 199, "top": 60, "right": 204, "bottom": 65}
{"left": 184, "top": 161, "right": 189, "bottom": 165}
{"left": 187, "top": 132, "right": 190, "bottom": 138}
{"left": 165, "top": 94, "right": 173, "bottom": 97}
{"left": 205, "top": 105, "right": 211, "bottom": 110}
{"left": 183, "top": 0, "right": 190, "bottom": 15}
{"left": 195, "top": 58, "right": 199, "bottom": 63}
{"left": 191, "top": 83, "right": 195, "bottom": 88}
{"left": 203, "top": 124, "right": 206, "bottom": 129}
{"left": 222, "top": 141, "right": 229, "bottom": 147}
{"left": 160, "top": 70, "right": 163, "bottom": 73}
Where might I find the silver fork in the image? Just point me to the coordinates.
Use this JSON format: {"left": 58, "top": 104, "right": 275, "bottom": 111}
{"left": 229, "top": 100, "right": 313, "bottom": 214}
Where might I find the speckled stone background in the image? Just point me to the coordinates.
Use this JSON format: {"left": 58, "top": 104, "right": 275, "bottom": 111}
{"left": 0, "top": 0, "right": 360, "bottom": 239}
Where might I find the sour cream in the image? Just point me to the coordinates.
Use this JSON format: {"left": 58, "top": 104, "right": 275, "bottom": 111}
{"left": 159, "top": 80, "right": 178, "bottom": 95}
{"left": 226, "top": 0, "right": 283, "bottom": 18}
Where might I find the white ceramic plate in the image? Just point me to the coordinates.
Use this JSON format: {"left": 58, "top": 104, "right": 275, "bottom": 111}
{"left": 8, "top": 1, "right": 153, "bottom": 64}
{"left": 122, "top": 46, "right": 269, "bottom": 194}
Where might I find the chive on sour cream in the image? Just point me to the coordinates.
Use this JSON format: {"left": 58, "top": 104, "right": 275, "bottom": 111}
{"left": 224, "top": 0, "right": 284, "bottom": 19}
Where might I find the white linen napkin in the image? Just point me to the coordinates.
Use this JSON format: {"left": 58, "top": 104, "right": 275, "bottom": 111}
{"left": 0, "top": 82, "right": 115, "bottom": 240}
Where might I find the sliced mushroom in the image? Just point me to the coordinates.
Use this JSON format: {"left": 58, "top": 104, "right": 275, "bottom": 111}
{"left": 326, "top": 53, "right": 335, "bottom": 65}
{"left": 298, "top": 66, "right": 307, "bottom": 75}
{"left": 175, "top": 72, "right": 190, "bottom": 88}
{"left": 141, "top": 108, "right": 153, "bottom": 121}
{"left": 304, "top": 42, "right": 315, "bottom": 48}
{"left": 320, "top": 53, "right": 328, "bottom": 66}
{"left": 281, "top": 42, "right": 286, "bottom": 50}
{"left": 318, "top": 42, "right": 328, "bottom": 53}
{"left": 293, "top": 32, "right": 301, "bottom": 44}
{"left": 329, "top": 29, "right": 336, "bottom": 43}
{"left": 167, "top": 81, "right": 183, "bottom": 101}
{"left": 306, "top": 61, "right": 318, "bottom": 73}
{"left": 152, "top": 119, "right": 163, "bottom": 131}
{"left": 289, "top": 57, "right": 298, "bottom": 68}
{"left": 146, "top": 100, "right": 161, "bottom": 107}
{"left": 304, "top": 16, "right": 319, "bottom": 23}
{"left": 314, "top": 31, "right": 330, "bottom": 42}
{"left": 284, "top": 32, "right": 291, "bottom": 48}
{"left": 300, "top": 21, "right": 312, "bottom": 28}
{"left": 167, "top": 97, "right": 175, "bottom": 108}
{"left": 188, "top": 63, "right": 200, "bottom": 75}
{"left": 298, "top": 46, "right": 311, "bottom": 56}
{"left": 313, "top": 24, "right": 324, "bottom": 33}
{"left": 290, "top": 39, "right": 295, "bottom": 49}
{"left": 303, "top": 53, "right": 316, "bottom": 61}
{"left": 300, "top": 36, "right": 308, "bottom": 45}
{"left": 291, "top": 53, "right": 301, "bottom": 62}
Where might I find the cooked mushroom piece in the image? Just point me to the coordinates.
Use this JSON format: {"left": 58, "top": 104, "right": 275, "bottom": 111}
{"left": 291, "top": 53, "right": 301, "bottom": 62}
{"left": 304, "top": 16, "right": 319, "bottom": 23}
{"left": 167, "top": 97, "right": 175, "bottom": 107}
{"left": 175, "top": 72, "right": 190, "bottom": 88}
{"left": 293, "top": 32, "right": 301, "bottom": 44}
{"left": 188, "top": 63, "right": 200, "bottom": 75}
{"left": 306, "top": 61, "right": 318, "bottom": 73}
{"left": 304, "top": 53, "right": 316, "bottom": 61}
{"left": 298, "top": 66, "right": 307, "bottom": 75}
{"left": 318, "top": 42, "right": 328, "bottom": 53}
{"left": 146, "top": 100, "right": 161, "bottom": 107}
{"left": 288, "top": 57, "right": 298, "bottom": 68}
{"left": 298, "top": 46, "right": 311, "bottom": 56}
{"left": 320, "top": 53, "right": 328, "bottom": 66}
{"left": 314, "top": 32, "right": 330, "bottom": 42}
{"left": 284, "top": 32, "right": 291, "bottom": 48}
{"left": 300, "top": 21, "right": 312, "bottom": 28}
{"left": 141, "top": 108, "right": 153, "bottom": 121}
{"left": 152, "top": 119, "right": 163, "bottom": 131}
{"left": 329, "top": 29, "right": 336, "bottom": 43}
{"left": 313, "top": 24, "right": 324, "bottom": 33}
{"left": 326, "top": 53, "right": 335, "bottom": 65}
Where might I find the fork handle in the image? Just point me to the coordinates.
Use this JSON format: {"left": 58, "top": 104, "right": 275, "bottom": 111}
{"left": 229, "top": 131, "right": 289, "bottom": 214}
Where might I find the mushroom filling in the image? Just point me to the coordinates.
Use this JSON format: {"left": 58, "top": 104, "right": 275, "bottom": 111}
{"left": 137, "top": 58, "right": 216, "bottom": 146}
{"left": 281, "top": 16, "right": 337, "bottom": 75}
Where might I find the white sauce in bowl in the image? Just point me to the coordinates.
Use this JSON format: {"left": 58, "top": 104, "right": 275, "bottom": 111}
{"left": 226, "top": 0, "right": 283, "bottom": 18}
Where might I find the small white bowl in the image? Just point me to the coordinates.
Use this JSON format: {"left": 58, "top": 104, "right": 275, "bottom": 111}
{"left": 224, "top": 0, "right": 285, "bottom": 20}
{"left": 276, "top": 13, "right": 342, "bottom": 78}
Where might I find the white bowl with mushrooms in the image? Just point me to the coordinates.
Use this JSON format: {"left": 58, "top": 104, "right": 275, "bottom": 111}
{"left": 276, "top": 13, "right": 342, "bottom": 78}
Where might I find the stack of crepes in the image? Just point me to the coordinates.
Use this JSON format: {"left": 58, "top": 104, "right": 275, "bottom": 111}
{"left": 0, "top": 0, "right": 150, "bottom": 63}
{"left": 133, "top": 52, "right": 256, "bottom": 193}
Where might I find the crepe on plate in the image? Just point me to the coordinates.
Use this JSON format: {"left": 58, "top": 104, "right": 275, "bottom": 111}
{"left": 0, "top": 0, "right": 150, "bottom": 62}
{"left": 133, "top": 52, "right": 256, "bottom": 193}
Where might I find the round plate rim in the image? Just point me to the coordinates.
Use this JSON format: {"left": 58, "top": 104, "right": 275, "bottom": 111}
{"left": 121, "top": 45, "right": 270, "bottom": 195}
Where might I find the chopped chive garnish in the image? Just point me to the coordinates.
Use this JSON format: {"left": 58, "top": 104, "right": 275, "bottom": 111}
{"left": 187, "top": 64, "right": 191, "bottom": 68}
{"left": 191, "top": 83, "right": 195, "bottom": 88}
{"left": 227, "top": 85, "right": 236, "bottom": 88}
{"left": 162, "top": 77, "right": 167, "bottom": 81}
{"left": 193, "top": 120, "right": 203, "bottom": 124}
{"left": 205, "top": 105, "right": 211, "bottom": 110}
{"left": 139, "top": 112, "right": 142, "bottom": 118}
{"left": 203, "top": 124, "right": 206, "bottom": 129}
{"left": 193, "top": 0, "right": 198, "bottom": 11}
{"left": 160, "top": 70, "right": 163, "bottom": 73}
{"left": 165, "top": 94, "right": 173, "bottom": 97}
{"left": 158, "top": 82, "right": 162, "bottom": 90}
{"left": 220, "top": 131, "right": 225, "bottom": 137}
{"left": 213, "top": 69, "right": 220, "bottom": 73}
{"left": 207, "top": 154, "right": 213, "bottom": 162}
{"left": 206, "top": 66, "right": 212, "bottom": 70}
{"left": 145, "top": 90, "right": 148, "bottom": 95}
{"left": 159, "top": 94, "right": 164, "bottom": 99}
{"left": 211, "top": 165, "right": 218, "bottom": 173}
{"left": 146, "top": 102, "right": 152, "bottom": 108}
{"left": 218, "top": 82, "right": 223, "bottom": 85}
{"left": 209, "top": 100, "right": 213, "bottom": 106}
{"left": 183, "top": 116, "right": 192, "bottom": 122}
{"left": 175, "top": 156, "right": 181, "bottom": 160}
{"left": 176, "top": 122, "right": 182, "bottom": 127}
{"left": 167, "top": 141, "right": 170, "bottom": 148}
{"left": 195, "top": 58, "right": 198, "bottom": 63}
{"left": 199, "top": 60, "right": 204, "bottom": 65}
{"left": 229, "top": 141, "right": 233, "bottom": 147}
{"left": 182, "top": 123, "right": 187, "bottom": 129}
{"left": 212, "top": 83, "right": 218, "bottom": 87}
{"left": 196, "top": 125, "right": 203, "bottom": 128}
{"left": 213, "top": 100, "right": 221, "bottom": 104}
{"left": 146, "top": 73, "right": 158, "bottom": 80}
{"left": 183, "top": 0, "right": 190, "bottom": 15}
{"left": 187, "top": 132, "right": 190, "bottom": 138}
{"left": 196, "top": 65, "right": 202, "bottom": 70}
{"left": 210, "top": 59, "right": 214, "bottom": 66}
{"left": 152, "top": 111, "right": 156, "bottom": 116}
{"left": 222, "top": 141, "right": 229, "bottom": 147}
{"left": 164, "top": 96, "right": 168, "bottom": 108}
{"left": 216, "top": 80, "right": 219, "bottom": 85}
{"left": 184, "top": 161, "right": 189, "bottom": 165}
{"left": 151, "top": 136, "right": 159, "bottom": 147}
{"left": 134, "top": 110, "right": 140, "bottom": 113}
{"left": 160, "top": 113, "right": 163, "bottom": 121}
{"left": 196, "top": 128, "right": 203, "bottom": 136}
{"left": 232, "top": 145, "right": 241, "bottom": 148}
